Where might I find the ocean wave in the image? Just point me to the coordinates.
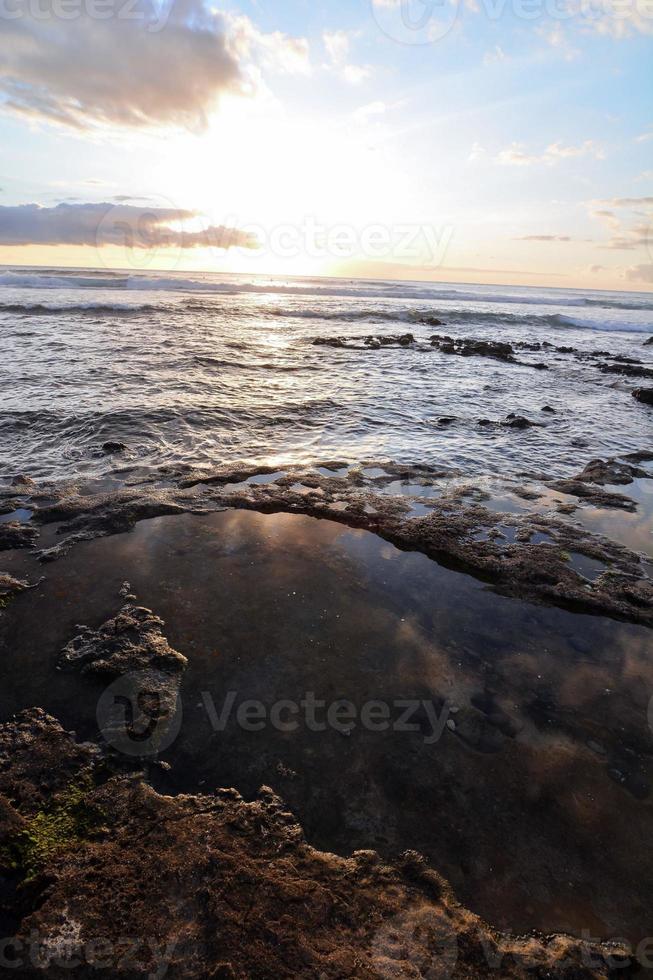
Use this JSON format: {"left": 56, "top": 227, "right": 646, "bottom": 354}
{"left": 0, "top": 301, "right": 161, "bottom": 317}
{"left": 1, "top": 268, "right": 652, "bottom": 313}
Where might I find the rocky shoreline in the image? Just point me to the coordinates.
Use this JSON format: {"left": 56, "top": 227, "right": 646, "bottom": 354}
{"left": 1, "top": 448, "right": 652, "bottom": 976}
{"left": 0, "top": 709, "right": 636, "bottom": 978}
{"left": 1, "top": 449, "right": 652, "bottom": 625}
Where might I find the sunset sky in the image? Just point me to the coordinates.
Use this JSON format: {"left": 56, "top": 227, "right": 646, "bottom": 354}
{"left": 0, "top": 0, "right": 651, "bottom": 289}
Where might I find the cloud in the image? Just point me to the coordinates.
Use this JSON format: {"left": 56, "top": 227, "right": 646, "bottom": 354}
{"left": 588, "top": 197, "right": 652, "bottom": 250}
{"left": 538, "top": 23, "right": 580, "bottom": 60}
{"left": 322, "top": 30, "right": 371, "bottom": 84}
{"left": 229, "top": 16, "right": 311, "bottom": 76}
{"left": 515, "top": 235, "right": 573, "bottom": 241}
{"left": 0, "top": 202, "right": 257, "bottom": 250}
{"left": 483, "top": 45, "right": 507, "bottom": 65}
{"left": 497, "top": 140, "right": 605, "bottom": 166}
{"left": 0, "top": 1, "right": 310, "bottom": 132}
{"left": 583, "top": 0, "right": 653, "bottom": 38}
{"left": 352, "top": 101, "right": 387, "bottom": 123}
{"left": 624, "top": 263, "right": 653, "bottom": 283}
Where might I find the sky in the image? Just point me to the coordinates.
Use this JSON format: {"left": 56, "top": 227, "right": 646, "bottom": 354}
{"left": 0, "top": 0, "right": 651, "bottom": 289}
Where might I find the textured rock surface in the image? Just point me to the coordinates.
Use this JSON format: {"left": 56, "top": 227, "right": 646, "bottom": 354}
{"left": 0, "top": 711, "right": 632, "bottom": 979}
{"left": 20, "top": 456, "right": 652, "bottom": 627}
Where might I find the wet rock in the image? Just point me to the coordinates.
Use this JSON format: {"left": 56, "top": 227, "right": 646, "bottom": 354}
{"left": 502, "top": 415, "right": 542, "bottom": 430}
{"left": 541, "top": 405, "right": 556, "bottom": 413}
{"left": 547, "top": 479, "right": 637, "bottom": 511}
{"left": 623, "top": 450, "right": 653, "bottom": 464}
{"left": 644, "top": 337, "right": 653, "bottom": 346}
{"left": 576, "top": 458, "right": 648, "bottom": 486}
{"left": 29, "top": 458, "right": 653, "bottom": 626}
{"left": 437, "top": 416, "right": 457, "bottom": 426}
{"left": 599, "top": 362, "right": 653, "bottom": 379}
{"left": 312, "top": 333, "right": 415, "bottom": 350}
{"left": 0, "top": 711, "right": 625, "bottom": 979}
{"left": 633, "top": 388, "right": 653, "bottom": 406}
{"left": 11, "top": 475, "right": 36, "bottom": 489}
{"left": 430, "top": 334, "right": 518, "bottom": 363}
{"left": 0, "top": 573, "right": 34, "bottom": 599}
{"left": 430, "top": 335, "right": 549, "bottom": 369}
{"left": 102, "top": 441, "right": 128, "bottom": 454}
{"left": 58, "top": 603, "right": 187, "bottom": 679}
{"left": 0, "top": 521, "right": 38, "bottom": 551}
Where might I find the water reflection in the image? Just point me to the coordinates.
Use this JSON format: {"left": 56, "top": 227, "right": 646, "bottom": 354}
{"left": 0, "top": 509, "right": 652, "bottom": 943}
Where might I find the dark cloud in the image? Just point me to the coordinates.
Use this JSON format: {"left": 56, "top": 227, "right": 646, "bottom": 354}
{"left": 0, "top": 202, "right": 257, "bottom": 250}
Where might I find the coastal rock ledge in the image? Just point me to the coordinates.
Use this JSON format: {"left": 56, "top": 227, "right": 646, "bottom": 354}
{"left": 0, "top": 710, "right": 633, "bottom": 979}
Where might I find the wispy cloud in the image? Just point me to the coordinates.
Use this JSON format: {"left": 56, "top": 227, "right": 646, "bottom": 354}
{"left": 496, "top": 140, "right": 605, "bottom": 166}
{"left": 515, "top": 234, "right": 573, "bottom": 241}
{"left": 589, "top": 196, "right": 653, "bottom": 250}
{"left": 322, "top": 30, "right": 371, "bottom": 84}
{"left": 624, "top": 263, "right": 653, "bottom": 282}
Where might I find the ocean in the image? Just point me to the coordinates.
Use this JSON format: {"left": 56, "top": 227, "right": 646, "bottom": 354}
{"left": 1, "top": 266, "right": 651, "bottom": 486}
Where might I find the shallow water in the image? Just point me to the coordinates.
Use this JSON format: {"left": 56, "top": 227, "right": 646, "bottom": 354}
{"left": 2, "top": 508, "right": 653, "bottom": 943}
{"left": 0, "top": 267, "right": 652, "bottom": 485}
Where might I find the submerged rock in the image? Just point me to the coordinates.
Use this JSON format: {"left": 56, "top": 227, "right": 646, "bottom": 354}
{"left": 501, "top": 414, "right": 542, "bottom": 430}
{"left": 599, "top": 362, "right": 653, "bottom": 379}
{"left": 633, "top": 388, "right": 653, "bottom": 406}
{"left": 0, "top": 710, "right": 632, "bottom": 979}
{"left": 101, "top": 441, "right": 128, "bottom": 454}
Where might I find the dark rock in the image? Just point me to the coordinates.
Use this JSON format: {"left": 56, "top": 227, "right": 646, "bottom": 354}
{"left": 0, "top": 711, "right": 628, "bottom": 979}
{"left": 59, "top": 603, "right": 188, "bottom": 678}
{"left": 644, "top": 337, "right": 653, "bottom": 346}
{"left": 576, "top": 458, "right": 648, "bottom": 486}
{"left": 633, "top": 388, "right": 653, "bottom": 406}
{"left": 11, "top": 475, "right": 36, "bottom": 489}
{"left": 501, "top": 415, "right": 542, "bottom": 430}
{"left": 312, "top": 333, "right": 415, "bottom": 350}
{"left": 0, "top": 522, "right": 38, "bottom": 552}
{"left": 416, "top": 315, "right": 444, "bottom": 326}
{"left": 547, "top": 479, "right": 637, "bottom": 511}
{"left": 102, "top": 441, "right": 128, "bottom": 454}
{"left": 0, "top": 573, "right": 34, "bottom": 598}
{"left": 599, "top": 362, "right": 653, "bottom": 379}
{"left": 541, "top": 405, "right": 556, "bottom": 414}
{"left": 437, "top": 417, "right": 457, "bottom": 426}
{"left": 431, "top": 334, "right": 517, "bottom": 363}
